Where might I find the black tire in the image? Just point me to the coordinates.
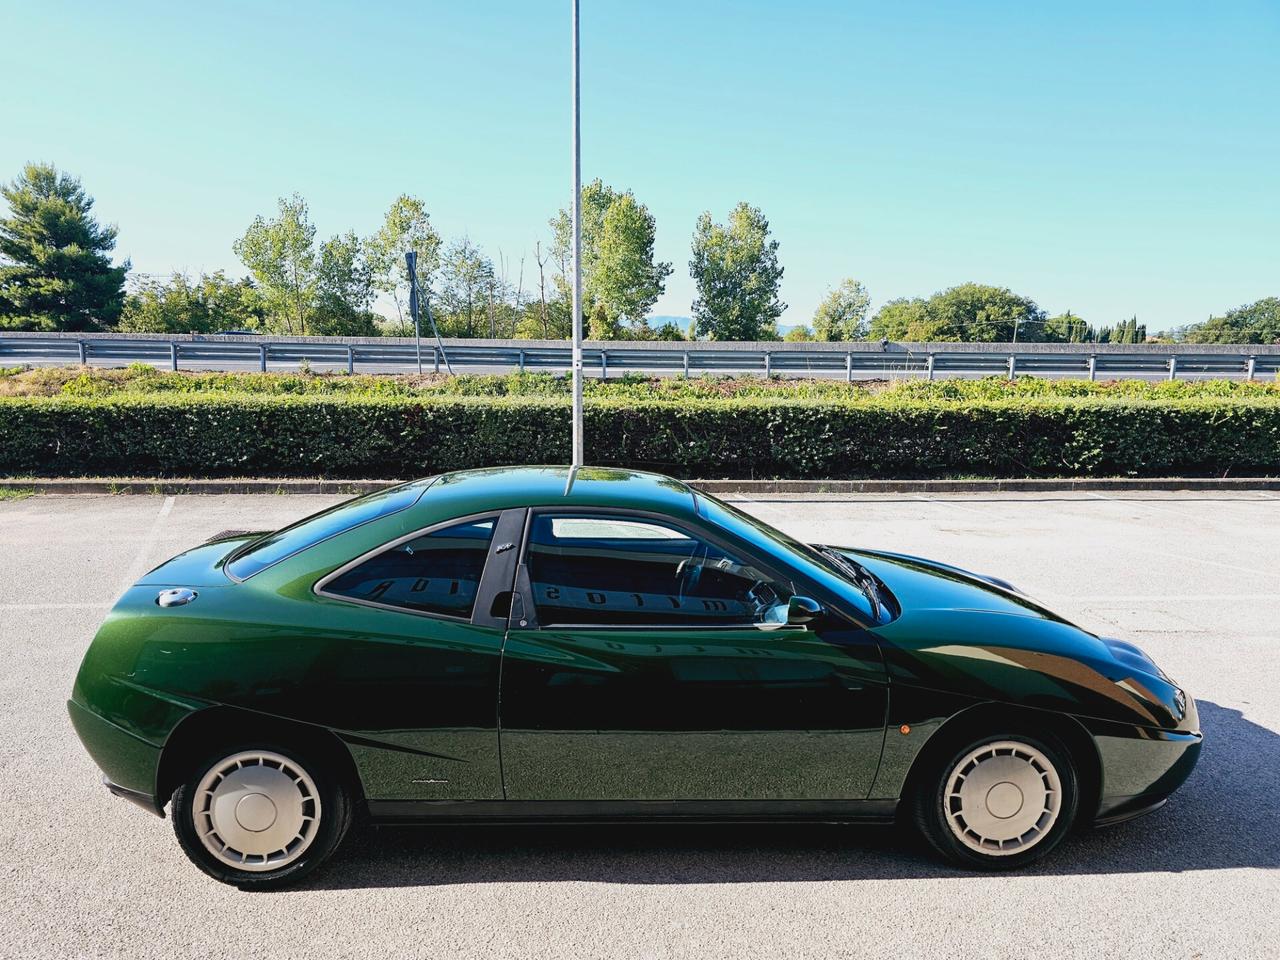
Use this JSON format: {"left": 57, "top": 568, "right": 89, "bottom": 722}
{"left": 911, "top": 730, "right": 1079, "bottom": 870}
{"left": 171, "top": 741, "right": 353, "bottom": 890}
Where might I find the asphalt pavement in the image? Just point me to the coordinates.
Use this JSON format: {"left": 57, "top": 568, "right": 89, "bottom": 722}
{"left": 2, "top": 491, "right": 1277, "bottom": 959}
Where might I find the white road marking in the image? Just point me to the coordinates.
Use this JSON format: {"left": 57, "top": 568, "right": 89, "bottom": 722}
{"left": 117, "top": 495, "right": 176, "bottom": 596}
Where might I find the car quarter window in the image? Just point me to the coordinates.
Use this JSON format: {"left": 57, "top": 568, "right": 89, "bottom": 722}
{"left": 524, "top": 513, "right": 793, "bottom": 628}
{"left": 322, "top": 517, "right": 497, "bottom": 618}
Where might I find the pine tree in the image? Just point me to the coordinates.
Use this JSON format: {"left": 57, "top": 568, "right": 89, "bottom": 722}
{"left": 0, "top": 162, "right": 128, "bottom": 331}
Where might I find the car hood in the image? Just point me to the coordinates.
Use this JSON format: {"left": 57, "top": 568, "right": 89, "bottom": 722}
{"left": 827, "top": 547, "right": 1188, "bottom": 730}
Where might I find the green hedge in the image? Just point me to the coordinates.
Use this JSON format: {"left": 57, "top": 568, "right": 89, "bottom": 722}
{"left": 2, "top": 393, "right": 1279, "bottom": 479}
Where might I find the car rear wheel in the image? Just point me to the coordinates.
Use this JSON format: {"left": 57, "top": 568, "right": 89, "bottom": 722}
{"left": 913, "top": 731, "right": 1078, "bottom": 870}
{"left": 172, "top": 743, "right": 352, "bottom": 889}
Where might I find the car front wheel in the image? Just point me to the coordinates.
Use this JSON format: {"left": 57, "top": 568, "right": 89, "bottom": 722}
{"left": 172, "top": 744, "right": 352, "bottom": 889}
{"left": 913, "top": 732, "right": 1079, "bottom": 870}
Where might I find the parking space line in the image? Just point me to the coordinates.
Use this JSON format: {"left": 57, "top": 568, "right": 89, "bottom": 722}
{"left": 117, "top": 495, "right": 176, "bottom": 596}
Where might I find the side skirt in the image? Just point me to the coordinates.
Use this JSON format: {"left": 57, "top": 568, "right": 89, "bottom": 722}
{"left": 366, "top": 798, "right": 899, "bottom": 825}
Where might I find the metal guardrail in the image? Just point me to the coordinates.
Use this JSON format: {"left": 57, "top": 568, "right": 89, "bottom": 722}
{"left": 2, "top": 332, "right": 1278, "bottom": 381}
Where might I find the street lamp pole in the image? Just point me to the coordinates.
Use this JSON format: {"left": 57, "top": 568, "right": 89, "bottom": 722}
{"left": 570, "top": 0, "right": 584, "bottom": 468}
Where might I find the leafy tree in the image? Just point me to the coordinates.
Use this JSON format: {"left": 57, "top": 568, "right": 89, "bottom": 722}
{"left": 587, "top": 302, "right": 621, "bottom": 339}
{"left": 783, "top": 325, "right": 815, "bottom": 342}
{"left": 233, "top": 194, "right": 317, "bottom": 335}
{"left": 551, "top": 180, "right": 671, "bottom": 332}
{"left": 1043, "top": 310, "right": 1092, "bottom": 343}
{"left": 314, "top": 232, "right": 377, "bottom": 337}
{"left": 438, "top": 237, "right": 494, "bottom": 338}
{"left": 868, "top": 297, "right": 926, "bottom": 341}
{"left": 368, "top": 195, "right": 441, "bottom": 335}
{"left": 812, "top": 278, "right": 871, "bottom": 341}
{"left": 591, "top": 194, "right": 672, "bottom": 327}
{"left": 868, "top": 284, "right": 1043, "bottom": 341}
{"left": 922, "top": 283, "right": 1045, "bottom": 341}
{"left": 689, "top": 202, "right": 786, "bottom": 340}
{"left": 119, "top": 271, "right": 263, "bottom": 334}
{"left": 0, "top": 162, "right": 128, "bottom": 331}
{"left": 1181, "top": 297, "right": 1280, "bottom": 344}
{"left": 551, "top": 178, "right": 617, "bottom": 310}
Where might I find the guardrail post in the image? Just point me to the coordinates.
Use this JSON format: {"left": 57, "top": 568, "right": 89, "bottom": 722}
{"left": 518, "top": 349, "right": 525, "bottom": 374}
{"left": 1168, "top": 355, "right": 1178, "bottom": 381}
{"left": 170, "top": 341, "right": 179, "bottom": 372}
{"left": 845, "top": 353, "right": 853, "bottom": 382}
{"left": 764, "top": 351, "right": 771, "bottom": 377}
{"left": 600, "top": 350, "right": 608, "bottom": 380}
{"left": 926, "top": 353, "right": 935, "bottom": 381}
{"left": 1247, "top": 355, "right": 1257, "bottom": 380}
{"left": 433, "top": 348, "right": 440, "bottom": 375}
{"left": 682, "top": 351, "right": 690, "bottom": 377}
{"left": 1007, "top": 354, "right": 1016, "bottom": 379}
{"left": 77, "top": 340, "right": 87, "bottom": 365}
{"left": 259, "top": 343, "right": 267, "bottom": 372}
{"left": 1088, "top": 355, "right": 1097, "bottom": 381}
{"left": 346, "top": 345, "right": 354, "bottom": 375}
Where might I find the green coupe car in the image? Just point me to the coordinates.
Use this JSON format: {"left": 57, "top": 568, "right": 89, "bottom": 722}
{"left": 69, "top": 467, "right": 1201, "bottom": 888}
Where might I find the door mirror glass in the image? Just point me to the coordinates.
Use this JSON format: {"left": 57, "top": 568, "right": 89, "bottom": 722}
{"left": 787, "top": 595, "right": 823, "bottom": 626}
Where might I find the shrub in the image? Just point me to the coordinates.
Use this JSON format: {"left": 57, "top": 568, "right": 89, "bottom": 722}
{"left": 1, "top": 392, "right": 1277, "bottom": 479}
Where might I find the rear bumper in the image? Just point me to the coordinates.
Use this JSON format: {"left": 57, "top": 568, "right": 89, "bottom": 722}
{"left": 67, "top": 698, "right": 164, "bottom": 815}
{"left": 103, "top": 776, "right": 166, "bottom": 818}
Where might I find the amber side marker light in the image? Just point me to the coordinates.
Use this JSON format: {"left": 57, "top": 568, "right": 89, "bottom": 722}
{"left": 899, "top": 724, "right": 911, "bottom": 735}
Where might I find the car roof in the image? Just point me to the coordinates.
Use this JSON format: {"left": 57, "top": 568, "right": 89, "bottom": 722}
{"left": 415, "top": 466, "right": 699, "bottom": 522}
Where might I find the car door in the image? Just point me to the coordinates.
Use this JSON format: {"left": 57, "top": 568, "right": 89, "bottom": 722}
{"left": 498, "top": 510, "right": 888, "bottom": 803}
{"left": 305, "top": 508, "right": 526, "bottom": 802}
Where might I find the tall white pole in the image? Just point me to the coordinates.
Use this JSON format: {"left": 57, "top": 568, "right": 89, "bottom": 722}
{"left": 570, "top": 0, "right": 584, "bottom": 468}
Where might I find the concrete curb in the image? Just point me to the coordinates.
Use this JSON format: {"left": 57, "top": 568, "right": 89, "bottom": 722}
{"left": 4, "top": 476, "right": 1279, "bottom": 496}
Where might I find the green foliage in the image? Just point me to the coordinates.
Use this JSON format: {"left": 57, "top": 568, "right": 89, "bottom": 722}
{"left": 812, "top": 279, "right": 871, "bottom": 341}
{"left": 119, "top": 271, "right": 265, "bottom": 334}
{"left": 0, "top": 485, "right": 34, "bottom": 501}
{"left": 868, "top": 284, "right": 1047, "bottom": 342}
{"left": 592, "top": 193, "right": 672, "bottom": 327}
{"left": 1180, "top": 298, "right": 1280, "bottom": 344}
{"left": 2, "top": 390, "right": 1276, "bottom": 480}
{"left": 588, "top": 302, "right": 622, "bottom": 340}
{"left": 0, "top": 162, "right": 128, "bottom": 331}
{"left": 367, "top": 195, "right": 441, "bottom": 335}
{"left": 868, "top": 298, "right": 926, "bottom": 341}
{"left": 313, "top": 231, "right": 377, "bottom": 336}
{"left": 783, "top": 325, "right": 815, "bottom": 342}
{"left": 233, "top": 194, "right": 318, "bottom": 335}
{"left": 437, "top": 238, "right": 495, "bottom": 338}
{"left": 551, "top": 181, "right": 671, "bottom": 336}
{"left": 690, "top": 202, "right": 786, "bottom": 341}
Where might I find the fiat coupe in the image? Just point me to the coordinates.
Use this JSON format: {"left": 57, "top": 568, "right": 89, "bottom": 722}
{"left": 69, "top": 467, "right": 1201, "bottom": 888}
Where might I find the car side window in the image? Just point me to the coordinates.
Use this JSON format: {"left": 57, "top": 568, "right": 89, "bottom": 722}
{"left": 323, "top": 517, "right": 496, "bottom": 618}
{"left": 525, "top": 514, "right": 792, "bottom": 628}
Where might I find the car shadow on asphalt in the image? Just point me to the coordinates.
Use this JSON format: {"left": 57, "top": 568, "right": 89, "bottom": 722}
{"left": 309, "top": 700, "right": 1278, "bottom": 889}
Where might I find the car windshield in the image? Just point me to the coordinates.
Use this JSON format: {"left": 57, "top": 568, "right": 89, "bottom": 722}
{"left": 226, "top": 478, "right": 436, "bottom": 580}
{"left": 696, "top": 492, "right": 886, "bottom": 623}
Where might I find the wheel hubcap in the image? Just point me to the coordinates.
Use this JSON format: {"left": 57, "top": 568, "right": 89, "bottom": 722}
{"left": 944, "top": 740, "right": 1061, "bottom": 856}
{"left": 194, "top": 751, "right": 321, "bottom": 872}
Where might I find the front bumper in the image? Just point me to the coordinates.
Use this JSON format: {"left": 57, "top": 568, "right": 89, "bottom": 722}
{"left": 1092, "top": 725, "right": 1203, "bottom": 823}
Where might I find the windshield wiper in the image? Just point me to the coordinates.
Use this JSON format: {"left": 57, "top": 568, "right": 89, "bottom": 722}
{"left": 819, "top": 546, "right": 882, "bottom": 620}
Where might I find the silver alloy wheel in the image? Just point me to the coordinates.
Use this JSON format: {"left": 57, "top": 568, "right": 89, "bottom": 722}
{"left": 193, "top": 751, "right": 322, "bottom": 872}
{"left": 944, "top": 739, "right": 1062, "bottom": 856}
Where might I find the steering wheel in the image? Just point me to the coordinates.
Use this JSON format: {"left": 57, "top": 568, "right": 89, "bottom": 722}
{"left": 675, "top": 551, "right": 704, "bottom": 601}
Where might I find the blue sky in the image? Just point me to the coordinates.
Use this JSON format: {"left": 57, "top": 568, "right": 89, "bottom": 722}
{"left": 4, "top": 0, "right": 1277, "bottom": 331}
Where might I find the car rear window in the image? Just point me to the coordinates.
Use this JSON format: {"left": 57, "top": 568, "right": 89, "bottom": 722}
{"left": 226, "top": 478, "right": 436, "bottom": 580}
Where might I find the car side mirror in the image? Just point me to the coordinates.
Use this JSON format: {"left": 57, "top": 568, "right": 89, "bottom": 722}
{"left": 786, "top": 595, "right": 823, "bottom": 626}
